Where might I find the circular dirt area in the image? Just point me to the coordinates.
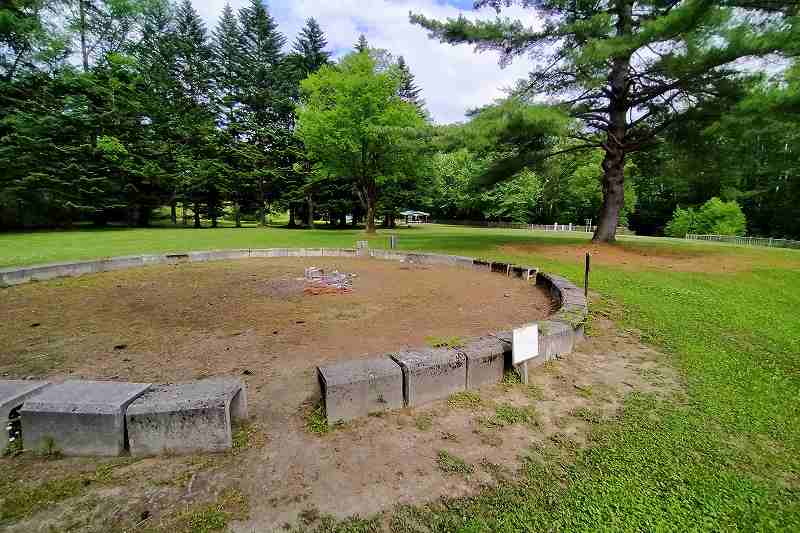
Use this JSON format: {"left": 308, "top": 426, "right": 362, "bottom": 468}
{"left": 0, "top": 258, "right": 553, "bottom": 406}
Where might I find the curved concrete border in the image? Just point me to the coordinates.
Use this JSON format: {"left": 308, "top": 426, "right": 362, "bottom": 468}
{"left": 0, "top": 247, "right": 589, "bottom": 426}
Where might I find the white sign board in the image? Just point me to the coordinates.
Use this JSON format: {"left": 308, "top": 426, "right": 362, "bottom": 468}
{"left": 512, "top": 323, "right": 539, "bottom": 365}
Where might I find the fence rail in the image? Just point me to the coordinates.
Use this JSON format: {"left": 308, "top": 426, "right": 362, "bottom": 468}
{"left": 434, "top": 220, "right": 633, "bottom": 235}
{"left": 685, "top": 234, "right": 800, "bottom": 249}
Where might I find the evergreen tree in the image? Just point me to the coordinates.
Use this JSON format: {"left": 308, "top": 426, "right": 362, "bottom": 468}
{"left": 237, "top": 0, "right": 294, "bottom": 225}
{"left": 290, "top": 17, "right": 331, "bottom": 80}
{"left": 213, "top": 3, "right": 243, "bottom": 114}
{"left": 396, "top": 56, "right": 425, "bottom": 115}
{"left": 238, "top": 0, "right": 287, "bottom": 115}
{"left": 354, "top": 33, "right": 368, "bottom": 53}
{"left": 172, "top": 0, "right": 224, "bottom": 227}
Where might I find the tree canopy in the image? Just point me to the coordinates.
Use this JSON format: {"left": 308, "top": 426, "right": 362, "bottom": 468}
{"left": 297, "top": 52, "right": 428, "bottom": 233}
{"left": 412, "top": 0, "right": 799, "bottom": 241}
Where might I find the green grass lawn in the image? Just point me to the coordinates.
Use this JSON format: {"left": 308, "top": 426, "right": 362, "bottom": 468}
{"left": 2, "top": 224, "right": 799, "bottom": 530}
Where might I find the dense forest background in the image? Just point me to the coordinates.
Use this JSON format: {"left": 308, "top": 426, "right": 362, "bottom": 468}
{"left": 1, "top": 0, "right": 799, "bottom": 237}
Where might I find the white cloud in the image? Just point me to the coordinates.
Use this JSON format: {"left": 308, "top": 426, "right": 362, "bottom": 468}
{"left": 192, "top": 0, "right": 542, "bottom": 124}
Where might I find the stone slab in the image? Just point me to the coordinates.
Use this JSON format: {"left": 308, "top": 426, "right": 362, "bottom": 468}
{"left": 20, "top": 380, "right": 151, "bottom": 456}
{"left": 318, "top": 357, "right": 403, "bottom": 424}
{"left": 538, "top": 320, "right": 576, "bottom": 361}
{"left": 0, "top": 380, "right": 51, "bottom": 455}
{"left": 391, "top": 348, "right": 466, "bottom": 407}
{"left": 462, "top": 337, "right": 507, "bottom": 390}
{"left": 126, "top": 378, "right": 247, "bottom": 456}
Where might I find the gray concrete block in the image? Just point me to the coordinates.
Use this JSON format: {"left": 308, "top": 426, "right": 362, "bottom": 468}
{"left": 304, "top": 248, "right": 324, "bottom": 257}
{"left": 20, "top": 380, "right": 151, "bottom": 456}
{"left": 0, "top": 380, "right": 51, "bottom": 455}
{"left": 462, "top": 337, "right": 507, "bottom": 389}
{"left": 318, "top": 358, "right": 403, "bottom": 424}
{"left": 538, "top": 320, "right": 576, "bottom": 361}
{"left": 249, "top": 248, "right": 289, "bottom": 257}
{"left": 472, "top": 259, "right": 492, "bottom": 272}
{"left": 101, "top": 255, "right": 146, "bottom": 272}
{"left": 126, "top": 378, "right": 247, "bottom": 456}
{"left": 371, "top": 249, "right": 407, "bottom": 261}
{"left": 391, "top": 348, "right": 466, "bottom": 407}
{"left": 141, "top": 254, "right": 168, "bottom": 265}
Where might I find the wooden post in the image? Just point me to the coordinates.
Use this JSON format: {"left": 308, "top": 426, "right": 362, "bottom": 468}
{"left": 584, "top": 252, "right": 591, "bottom": 298}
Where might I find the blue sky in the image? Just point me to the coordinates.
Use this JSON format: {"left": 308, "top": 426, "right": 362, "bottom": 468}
{"left": 191, "top": 0, "right": 542, "bottom": 124}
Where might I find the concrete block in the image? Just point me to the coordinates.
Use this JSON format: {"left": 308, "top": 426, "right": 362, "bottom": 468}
{"left": 2, "top": 261, "right": 104, "bottom": 286}
{"left": 167, "top": 253, "right": 193, "bottom": 263}
{"left": 391, "top": 348, "right": 466, "bottom": 407}
{"left": 318, "top": 358, "right": 403, "bottom": 424}
{"left": 141, "top": 254, "right": 168, "bottom": 265}
{"left": 371, "top": 249, "right": 407, "bottom": 261}
{"left": 20, "top": 380, "right": 151, "bottom": 456}
{"left": 472, "top": 259, "right": 492, "bottom": 272}
{"left": 101, "top": 255, "right": 145, "bottom": 272}
{"left": 287, "top": 248, "right": 308, "bottom": 257}
{"left": 304, "top": 248, "right": 324, "bottom": 257}
{"left": 126, "top": 378, "right": 247, "bottom": 456}
{"left": 0, "top": 380, "right": 51, "bottom": 455}
{"left": 462, "top": 337, "right": 507, "bottom": 389}
{"left": 509, "top": 265, "right": 527, "bottom": 279}
{"left": 490, "top": 262, "right": 510, "bottom": 275}
{"left": 538, "top": 320, "right": 576, "bottom": 360}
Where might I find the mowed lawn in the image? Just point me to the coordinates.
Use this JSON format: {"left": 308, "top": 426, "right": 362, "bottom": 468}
{"left": 2, "top": 224, "right": 799, "bottom": 531}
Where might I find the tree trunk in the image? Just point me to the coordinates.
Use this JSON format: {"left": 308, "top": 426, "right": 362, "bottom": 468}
{"left": 592, "top": 0, "right": 632, "bottom": 243}
{"left": 234, "top": 202, "right": 242, "bottom": 228}
{"left": 79, "top": 0, "right": 89, "bottom": 72}
{"left": 170, "top": 201, "right": 177, "bottom": 225}
{"left": 365, "top": 187, "right": 377, "bottom": 234}
{"left": 594, "top": 150, "right": 626, "bottom": 242}
{"left": 306, "top": 194, "right": 314, "bottom": 228}
{"left": 288, "top": 206, "right": 297, "bottom": 228}
{"left": 193, "top": 203, "right": 201, "bottom": 228}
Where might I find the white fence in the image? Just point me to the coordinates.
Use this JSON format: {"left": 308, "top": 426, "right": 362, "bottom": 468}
{"left": 685, "top": 234, "right": 800, "bottom": 249}
{"left": 435, "top": 220, "right": 633, "bottom": 235}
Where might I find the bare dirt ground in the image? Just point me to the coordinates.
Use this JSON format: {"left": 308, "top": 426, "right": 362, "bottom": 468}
{"left": 0, "top": 257, "right": 552, "bottom": 382}
{"left": 500, "top": 242, "right": 800, "bottom": 273}
{"left": 0, "top": 278, "right": 681, "bottom": 531}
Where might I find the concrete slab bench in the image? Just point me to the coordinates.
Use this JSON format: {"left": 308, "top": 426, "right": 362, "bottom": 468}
{"left": 318, "top": 357, "right": 403, "bottom": 424}
{"left": 20, "top": 380, "right": 151, "bottom": 456}
{"left": 462, "top": 337, "right": 507, "bottom": 389}
{"left": 0, "top": 380, "right": 51, "bottom": 455}
{"left": 125, "top": 378, "right": 247, "bottom": 456}
{"left": 391, "top": 348, "right": 467, "bottom": 407}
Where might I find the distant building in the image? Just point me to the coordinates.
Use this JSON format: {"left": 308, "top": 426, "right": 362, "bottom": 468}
{"left": 399, "top": 210, "right": 430, "bottom": 224}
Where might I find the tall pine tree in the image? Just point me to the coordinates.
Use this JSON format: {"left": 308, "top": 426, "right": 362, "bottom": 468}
{"left": 396, "top": 56, "right": 425, "bottom": 116}
{"left": 354, "top": 33, "right": 368, "bottom": 53}
{"left": 290, "top": 17, "right": 331, "bottom": 80}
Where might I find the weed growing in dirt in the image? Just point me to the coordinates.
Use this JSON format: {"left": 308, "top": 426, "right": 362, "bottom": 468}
{"left": 0, "top": 476, "right": 85, "bottom": 524}
{"left": 447, "top": 390, "right": 483, "bottom": 410}
{"left": 492, "top": 403, "right": 539, "bottom": 427}
{"left": 414, "top": 413, "right": 433, "bottom": 431}
{"left": 436, "top": 450, "right": 474, "bottom": 475}
{"left": 305, "top": 401, "right": 329, "bottom": 435}
{"left": 570, "top": 407, "right": 602, "bottom": 424}
{"left": 525, "top": 384, "right": 545, "bottom": 401}
{"left": 232, "top": 423, "right": 266, "bottom": 453}
{"left": 143, "top": 487, "right": 249, "bottom": 533}
{"left": 501, "top": 368, "right": 522, "bottom": 385}
{"left": 425, "top": 335, "right": 465, "bottom": 349}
